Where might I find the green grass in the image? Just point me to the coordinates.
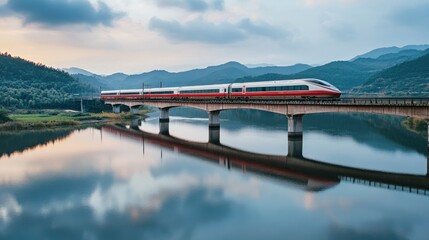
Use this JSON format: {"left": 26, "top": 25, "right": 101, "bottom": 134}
{"left": 1, "top": 109, "right": 150, "bottom": 131}
{"left": 10, "top": 113, "right": 104, "bottom": 122}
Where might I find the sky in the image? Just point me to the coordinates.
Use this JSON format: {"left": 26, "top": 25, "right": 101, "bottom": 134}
{"left": 0, "top": 0, "right": 428, "bottom": 75}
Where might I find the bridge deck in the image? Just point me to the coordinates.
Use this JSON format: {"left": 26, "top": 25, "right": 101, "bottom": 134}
{"left": 104, "top": 97, "right": 429, "bottom": 106}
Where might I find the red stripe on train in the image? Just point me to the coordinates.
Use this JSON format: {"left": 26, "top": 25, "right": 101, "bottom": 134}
{"left": 232, "top": 90, "right": 339, "bottom": 97}
{"left": 101, "top": 90, "right": 340, "bottom": 99}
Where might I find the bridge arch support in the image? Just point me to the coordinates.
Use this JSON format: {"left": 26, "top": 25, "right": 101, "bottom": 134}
{"left": 112, "top": 104, "right": 121, "bottom": 114}
{"left": 104, "top": 100, "right": 429, "bottom": 150}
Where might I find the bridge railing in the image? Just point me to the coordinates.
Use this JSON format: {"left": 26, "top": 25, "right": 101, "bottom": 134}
{"left": 339, "top": 98, "right": 429, "bottom": 105}
{"left": 102, "top": 97, "right": 429, "bottom": 106}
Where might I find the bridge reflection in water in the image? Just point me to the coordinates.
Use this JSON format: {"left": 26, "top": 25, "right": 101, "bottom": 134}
{"left": 103, "top": 124, "right": 429, "bottom": 196}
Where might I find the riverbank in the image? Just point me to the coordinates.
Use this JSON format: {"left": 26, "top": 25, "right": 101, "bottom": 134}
{"left": 402, "top": 117, "right": 427, "bottom": 135}
{"left": 0, "top": 110, "right": 148, "bottom": 131}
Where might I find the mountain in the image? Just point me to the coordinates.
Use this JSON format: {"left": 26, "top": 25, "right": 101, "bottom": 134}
{"left": 72, "top": 74, "right": 110, "bottom": 90}
{"left": 72, "top": 72, "right": 129, "bottom": 90}
{"left": 104, "top": 72, "right": 128, "bottom": 82}
{"left": 0, "top": 53, "right": 94, "bottom": 109}
{"left": 78, "top": 61, "right": 312, "bottom": 90}
{"left": 122, "top": 61, "right": 312, "bottom": 89}
{"left": 352, "top": 49, "right": 427, "bottom": 69}
{"left": 350, "top": 51, "right": 429, "bottom": 96}
{"left": 68, "top": 44, "right": 428, "bottom": 94}
{"left": 351, "top": 44, "right": 429, "bottom": 60}
{"left": 62, "top": 67, "right": 95, "bottom": 76}
{"left": 236, "top": 48, "right": 428, "bottom": 91}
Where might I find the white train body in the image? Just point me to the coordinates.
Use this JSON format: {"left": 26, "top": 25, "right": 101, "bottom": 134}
{"left": 101, "top": 78, "right": 341, "bottom": 100}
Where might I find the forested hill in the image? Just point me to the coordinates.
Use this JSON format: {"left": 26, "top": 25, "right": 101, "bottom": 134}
{"left": 0, "top": 53, "right": 93, "bottom": 109}
{"left": 234, "top": 48, "right": 427, "bottom": 91}
{"left": 351, "top": 51, "right": 429, "bottom": 96}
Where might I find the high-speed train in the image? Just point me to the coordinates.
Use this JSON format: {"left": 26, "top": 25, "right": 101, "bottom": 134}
{"left": 100, "top": 78, "right": 341, "bottom": 100}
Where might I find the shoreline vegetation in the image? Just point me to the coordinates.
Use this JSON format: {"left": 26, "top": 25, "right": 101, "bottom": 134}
{"left": 401, "top": 117, "right": 427, "bottom": 135}
{"left": 0, "top": 109, "right": 149, "bottom": 131}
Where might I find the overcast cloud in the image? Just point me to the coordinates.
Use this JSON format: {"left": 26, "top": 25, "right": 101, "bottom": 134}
{"left": 155, "top": 0, "right": 224, "bottom": 12}
{"left": 392, "top": 3, "right": 429, "bottom": 28}
{"left": 149, "top": 17, "right": 285, "bottom": 44}
{"left": 1, "top": 0, "right": 122, "bottom": 26}
{"left": 0, "top": 0, "right": 427, "bottom": 74}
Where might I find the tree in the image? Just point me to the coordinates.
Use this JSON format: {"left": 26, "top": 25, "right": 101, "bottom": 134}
{"left": 0, "top": 108, "right": 11, "bottom": 123}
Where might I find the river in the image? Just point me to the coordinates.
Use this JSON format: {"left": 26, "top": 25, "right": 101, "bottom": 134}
{"left": 0, "top": 109, "right": 427, "bottom": 240}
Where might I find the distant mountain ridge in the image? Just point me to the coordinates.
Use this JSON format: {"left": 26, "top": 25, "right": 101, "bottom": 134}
{"left": 2, "top": 44, "right": 427, "bottom": 111}
{"left": 72, "top": 61, "right": 312, "bottom": 90}
{"left": 66, "top": 44, "right": 429, "bottom": 96}
{"left": 62, "top": 67, "right": 95, "bottom": 76}
{"left": 351, "top": 50, "right": 429, "bottom": 96}
{"left": 235, "top": 48, "right": 428, "bottom": 91}
{"left": 351, "top": 44, "right": 429, "bottom": 60}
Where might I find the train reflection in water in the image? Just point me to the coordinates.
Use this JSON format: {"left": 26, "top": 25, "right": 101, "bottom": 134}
{"left": 102, "top": 125, "right": 429, "bottom": 196}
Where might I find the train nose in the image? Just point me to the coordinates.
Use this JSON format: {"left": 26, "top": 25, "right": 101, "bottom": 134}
{"left": 333, "top": 89, "right": 342, "bottom": 97}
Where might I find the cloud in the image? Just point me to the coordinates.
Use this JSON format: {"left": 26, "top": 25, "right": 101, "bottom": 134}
{"left": 238, "top": 18, "right": 285, "bottom": 40}
{"left": 0, "top": 194, "right": 22, "bottom": 224}
{"left": 0, "top": 3, "right": 10, "bottom": 15}
{"left": 155, "top": 0, "right": 224, "bottom": 12}
{"left": 392, "top": 3, "right": 429, "bottom": 28}
{"left": 323, "top": 23, "right": 356, "bottom": 41}
{"left": 149, "top": 17, "right": 286, "bottom": 44}
{"left": 0, "top": 170, "right": 240, "bottom": 240}
{"left": 1, "top": 0, "right": 122, "bottom": 27}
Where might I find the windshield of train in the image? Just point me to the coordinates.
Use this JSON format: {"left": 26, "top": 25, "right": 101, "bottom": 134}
{"left": 305, "top": 79, "right": 335, "bottom": 88}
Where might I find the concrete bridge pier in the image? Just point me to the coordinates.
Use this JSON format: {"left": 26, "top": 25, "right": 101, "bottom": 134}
{"left": 208, "top": 111, "right": 221, "bottom": 129}
{"left": 160, "top": 121, "right": 170, "bottom": 136}
{"left": 208, "top": 111, "right": 221, "bottom": 144}
{"left": 130, "top": 119, "right": 140, "bottom": 129}
{"left": 287, "top": 114, "right": 303, "bottom": 138}
{"left": 159, "top": 108, "right": 170, "bottom": 135}
{"left": 131, "top": 106, "right": 140, "bottom": 115}
{"left": 288, "top": 137, "right": 303, "bottom": 158}
{"left": 209, "top": 128, "right": 220, "bottom": 144}
{"left": 159, "top": 108, "right": 170, "bottom": 123}
{"left": 112, "top": 105, "right": 121, "bottom": 114}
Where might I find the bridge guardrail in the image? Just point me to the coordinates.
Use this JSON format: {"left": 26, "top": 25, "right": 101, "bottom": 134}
{"left": 103, "top": 97, "right": 429, "bottom": 106}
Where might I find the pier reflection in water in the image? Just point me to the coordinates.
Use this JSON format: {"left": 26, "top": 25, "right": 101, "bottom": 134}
{"left": 0, "top": 111, "right": 428, "bottom": 240}
{"left": 109, "top": 125, "right": 429, "bottom": 196}
{"left": 138, "top": 109, "right": 427, "bottom": 174}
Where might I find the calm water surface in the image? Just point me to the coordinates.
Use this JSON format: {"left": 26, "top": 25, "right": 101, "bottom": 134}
{"left": 0, "top": 109, "right": 428, "bottom": 240}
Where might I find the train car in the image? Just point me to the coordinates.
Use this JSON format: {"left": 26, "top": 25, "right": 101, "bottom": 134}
{"left": 230, "top": 79, "right": 340, "bottom": 99}
{"left": 100, "top": 78, "right": 341, "bottom": 100}
{"left": 100, "top": 89, "right": 141, "bottom": 99}
{"left": 143, "top": 87, "right": 178, "bottom": 98}
{"left": 177, "top": 84, "right": 229, "bottom": 98}
{"left": 101, "top": 87, "right": 179, "bottom": 99}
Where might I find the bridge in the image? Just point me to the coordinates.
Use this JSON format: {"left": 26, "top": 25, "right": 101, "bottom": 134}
{"left": 103, "top": 97, "right": 429, "bottom": 144}
{"left": 104, "top": 125, "right": 429, "bottom": 196}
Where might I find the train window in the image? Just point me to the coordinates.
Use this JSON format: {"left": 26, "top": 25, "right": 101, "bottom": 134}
{"left": 180, "top": 89, "right": 218, "bottom": 94}
{"left": 306, "top": 79, "right": 332, "bottom": 87}
{"left": 232, "top": 88, "right": 242, "bottom": 92}
{"left": 151, "top": 91, "right": 174, "bottom": 94}
{"left": 120, "top": 92, "right": 140, "bottom": 95}
{"left": 262, "top": 85, "right": 310, "bottom": 91}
